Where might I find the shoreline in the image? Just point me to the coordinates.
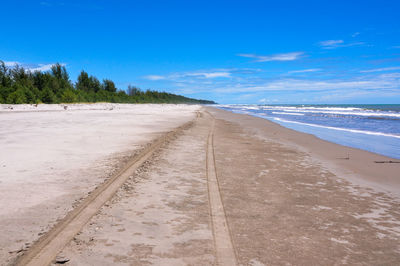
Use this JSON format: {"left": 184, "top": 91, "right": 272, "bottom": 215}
{"left": 206, "top": 106, "right": 400, "bottom": 197}
{"left": 215, "top": 104, "right": 400, "bottom": 160}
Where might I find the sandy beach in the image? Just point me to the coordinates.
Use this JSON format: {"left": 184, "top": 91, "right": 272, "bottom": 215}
{"left": 1, "top": 104, "right": 400, "bottom": 265}
{"left": 0, "top": 104, "right": 200, "bottom": 265}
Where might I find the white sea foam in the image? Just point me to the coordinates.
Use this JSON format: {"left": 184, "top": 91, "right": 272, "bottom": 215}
{"left": 273, "top": 117, "right": 400, "bottom": 139}
{"left": 272, "top": 111, "right": 304, "bottom": 116}
{"left": 240, "top": 106, "right": 259, "bottom": 110}
{"left": 262, "top": 106, "right": 363, "bottom": 111}
{"left": 278, "top": 109, "right": 400, "bottom": 118}
{"left": 225, "top": 105, "right": 400, "bottom": 118}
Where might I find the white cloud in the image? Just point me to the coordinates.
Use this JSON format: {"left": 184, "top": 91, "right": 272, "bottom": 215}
{"left": 185, "top": 72, "right": 231, "bottom": 78}
{"left": 28, "top": 64, "right": 56, "bottom": 72}
{"left": 258, "top": 98, "right": 278, "bottom": 103}
{"left": 360, "top": 66, "right": 400, "bottom": 73}
{"left": 144, "top": 69, "right": 238, "bottom": 81}
{"left": 212, "top": 74, "right": 400, "bottom": 93}
{"left": 144, "top": 75, "right": 165, "bottom": 80}
{"left": 143, "top": 66, "right": 400, "bottom": 103}
{"left": 1, "top": 61, "right": 65, "bottom": 72}
{"left": 319, "top": 40, "right": 344, "bottom": 47}
{"left": 172, "top": 71, "right": 400, "bottom": 96}
{"left": 238, "top": 52, "right": 304, "bottom": 62}
{"left": 319, "top": 39, "right": 365, "bottom": 49}
{"left": 288, "top": 68, "right": 321, "bottom": 74}
{"left": 3, "top": 61, "right": 20, "bottom": 67}
{"left": 352, "top": 32, "right": 360, "bottom": 37}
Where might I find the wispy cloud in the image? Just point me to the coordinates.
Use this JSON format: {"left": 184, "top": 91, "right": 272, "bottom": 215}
{"left": 259, "top": 98, "right": 279, "bottom": 103}
{"left": 319, "top": 39, "right": 365, "bottom": 49}
{"left": 40, "top": 1, "right": 103, "bottom": 10}
{"left": 238, "top": 52, "right": 304, "bottom": 62}
{"left": 143, "top": 65, "right": 400, "bottom": 103}
{"left": 40, "top": 1, "right": 65, "bottom": 7}
{"left": 360, "top": 66, "right": 400, "bottom": 73}
{"left": 1, "top": 61, "right": 65, "bottom": 72}
{"left": 320, "top": 40, "right": 344, "bottom": 47}
{"left": 3, "top": 61, "right": 20, "bottom": 67}
{"left": 40, "top": 1, "right": 52, "bottom": 6}
{"left": 211, "top": 73, "right": 400, "bottom": 94}
{"left": 28, "top": 64, "right": 58, "bottom": 72}
{"left": 352, "top": 32, "right": 360, "bottom": 37}
{"left": 144, "top": 75, "right": 165, "bottom": 80}
{"left": 288, "top": 68, "right": 321, "bottom": 74}
{"left": 143, "top": 69, "right": 246, "bottom": 81}
{"left": 229, "top": 68, "right": 262, "bottom": 74}
{"left": 185, "top": 72, "right": 231, "bottom": 78}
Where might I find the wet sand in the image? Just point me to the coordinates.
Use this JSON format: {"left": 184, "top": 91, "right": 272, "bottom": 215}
{"left": 207, "top": 107, "right": 400, "bottom": 196}
{"left": 2, "top": 105, "right": 400, "bottom": 265}
{"left": 208, "top": 107, "right": 400, "bottom": 265}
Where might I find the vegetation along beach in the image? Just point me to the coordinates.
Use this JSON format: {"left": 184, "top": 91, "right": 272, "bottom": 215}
{"left": 1, "top": 0, "right": 400, "bottom": 265}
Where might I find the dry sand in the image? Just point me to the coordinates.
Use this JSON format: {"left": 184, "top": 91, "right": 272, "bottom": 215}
{"left": 0, "top": 103, "right": 200, "bottom": 265}
{"left": 2, "top": 105, "right": 400, "bottom": 265}
{"left": 58, "top": 110, "right": 215, "bottom": 265}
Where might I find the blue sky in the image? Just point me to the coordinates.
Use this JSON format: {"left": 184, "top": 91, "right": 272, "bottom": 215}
{"left": 1, "top": 0, "right": 400, "bottom": 104}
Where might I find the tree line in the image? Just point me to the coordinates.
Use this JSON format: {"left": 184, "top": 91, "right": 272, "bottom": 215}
{"left": 0, "top": 61, "right": 215, "bottom": 104}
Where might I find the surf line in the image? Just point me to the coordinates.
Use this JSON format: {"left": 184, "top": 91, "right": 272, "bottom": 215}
{"left": 273, "top": 117, "right": 400, "bottom": 139}
{"left": 205, "top": 112, "right": 238, "bottom": 266}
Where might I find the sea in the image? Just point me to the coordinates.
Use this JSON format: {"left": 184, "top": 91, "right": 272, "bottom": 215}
{"left": 216, "top": 104, "right": 400, "bottom": 159}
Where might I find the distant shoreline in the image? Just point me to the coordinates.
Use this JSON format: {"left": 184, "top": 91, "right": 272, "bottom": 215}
{"left": 216, "top": 104, "right": 400, "bottom": 159}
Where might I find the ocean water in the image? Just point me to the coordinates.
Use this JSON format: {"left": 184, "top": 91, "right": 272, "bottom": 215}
{"left": 216, "top": 104, "right": 400, "bottom": 159}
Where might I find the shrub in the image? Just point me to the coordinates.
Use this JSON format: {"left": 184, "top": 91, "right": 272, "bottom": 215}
{"left": 61, "top": 89, "right": 77, "bottom": 103}
{"left": 7, "top": 89, "right": 27, "bottom": 104}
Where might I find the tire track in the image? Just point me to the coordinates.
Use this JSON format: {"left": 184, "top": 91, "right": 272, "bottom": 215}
{"left": 205, "top": 113, "right": 238, "bottom": 266}
{"left": 13, "top": 119, "right": 195, "bottom": 266}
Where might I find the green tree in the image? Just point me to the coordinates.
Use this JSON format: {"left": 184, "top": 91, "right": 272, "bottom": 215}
{"left": 32, "top": 71, "right": 52, "bottom": 91}
{"left": 41, "top": 87, "right": 55, "bottom": 103}
{"left": 50, "top": 63, "right": 72, "bottom": 94}
{"left": 76, "top": 71, "right": 91, "bottom": 92}
{"left": 89, "top": 76, "right": 102, "bottom": 93}
{"left": 0, "top": 60, "right": 215, "bottom": 105}
{"left": 127, "top": 85, "right": 140, "bottom": 96}
{"left": 11, "top": 65, "right": 33, "bottom": 88}
{"left": 61, "top": 89, "right": 77, "bottom": 103}
{"left": 7, "top": 88, "right": 27, "bottom": 104}
{"left": 76, "top": 70, "right": 102, "bottom": 93}
{"left": 0, "top": 61, "right": 12, "bottom": 88}
{"left": 23, "top": 86, "right": 36, "bottom": 103}
{"left": 76, "top": 90, "right": 88, "bottom": 102}
{"left": 103, "top": 79, "right": 117, "bottom": 93}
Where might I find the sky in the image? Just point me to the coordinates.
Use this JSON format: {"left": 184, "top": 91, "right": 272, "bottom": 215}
{"left": 1, "top": 0, "right": 400, "bottom": 104}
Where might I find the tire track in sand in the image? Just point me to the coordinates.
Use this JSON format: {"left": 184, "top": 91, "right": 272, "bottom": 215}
{"left": 206, "top": 112, "right": 238, "bottom": 266}
{"left": 13, "top": 119, "right": 195, "bottom": 266}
